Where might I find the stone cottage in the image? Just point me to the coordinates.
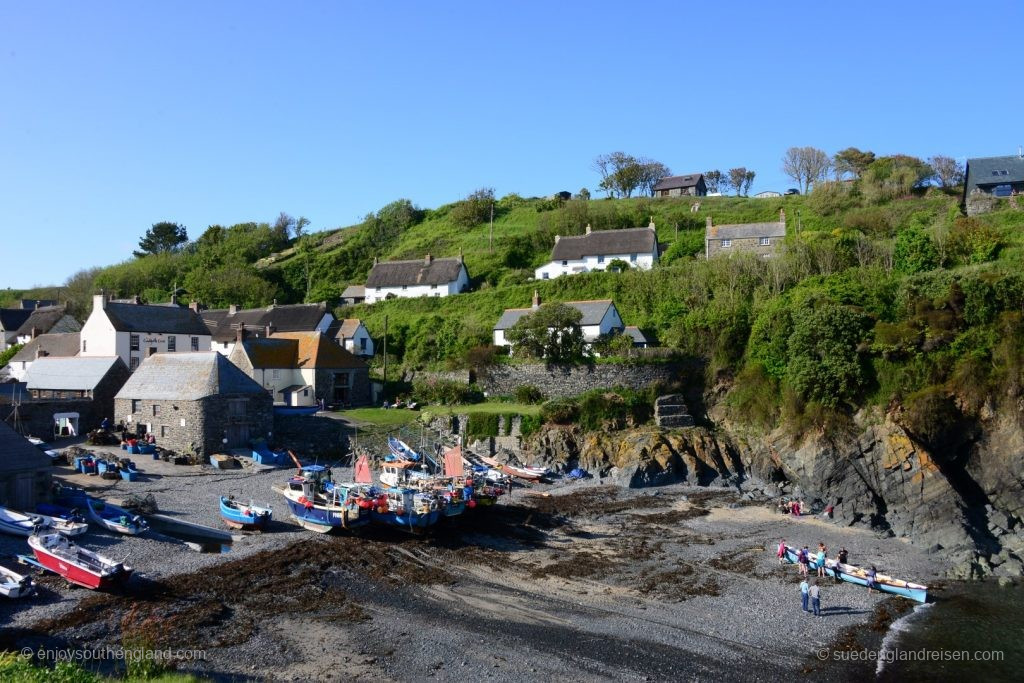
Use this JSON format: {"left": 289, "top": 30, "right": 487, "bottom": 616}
{"left": 704, "top": 209, "right": 786, "bottom": 259}
{"left": 113, "top": 352, "right": 273, "bottom": 455}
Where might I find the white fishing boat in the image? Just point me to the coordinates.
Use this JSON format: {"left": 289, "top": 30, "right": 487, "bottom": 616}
{"left": 0, "top": 505, "right": 89, "bottom": 538}
{"left": 0, "top": 563, "right": 35, "bottom": 599}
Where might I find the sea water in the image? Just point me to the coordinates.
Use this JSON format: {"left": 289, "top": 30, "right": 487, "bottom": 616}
{"left": 876, "top": 580, "right": 1022, "bottom": 681}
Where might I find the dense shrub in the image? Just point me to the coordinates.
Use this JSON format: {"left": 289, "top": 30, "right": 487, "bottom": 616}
{"left": 577, "top": 387, "right": 654, "bottom": 432}
{"left": 541, "top": 398, "right": 580, "bottom": 424}
{"left": 514, "top": 384, "right": 546, "bottom": 404}
{"left": 466, "top": 413, "right": 500, "bottom": 440}
{"left": 901, "top": 386, "right": 961, "bottom": 451}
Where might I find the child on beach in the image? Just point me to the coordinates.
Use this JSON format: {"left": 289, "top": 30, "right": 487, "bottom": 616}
{"left": 816, "top": 544, "right": 827, "bottom": 577}
{"left": 777, "top": 539, "right": 787, "bottom": 564}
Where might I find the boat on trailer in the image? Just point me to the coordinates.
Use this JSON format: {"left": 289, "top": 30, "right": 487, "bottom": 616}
{"left": 219, "top": 496, "right": 273, "bottom": 530}
{"left": 781, "top": 544, "right": 928, "bottom": 603}
{"left": 0, "top": 505, "right": 88, "bottom": 538}
{"left": 27, "top": 532, "right": 133, "bottom": 590}
{"left": 0, "top": 563, "right": 35, "bottom": 599}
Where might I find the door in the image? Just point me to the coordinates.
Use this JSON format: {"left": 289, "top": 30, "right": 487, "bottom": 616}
{"left": 10, "top": 474, "right": 35, "bottom": 510}
{"left": 226, "top": 425, "right": 251, "bottom": 448}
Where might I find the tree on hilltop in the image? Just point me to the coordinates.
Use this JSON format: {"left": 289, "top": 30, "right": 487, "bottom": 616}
{"left": 928, "top": 155, "right": 965, "bottom": 189}
{"left": 134, "top": 222, "right": 188, "bottom": 257}
{"left": 783, "top": 147, "right": 832, "bottom": 194}
{"left": 593, "top": 152, "right": 671, "bottom": 198}
{"left": 833, "top": 147, "right": 875, "bottom": 180}
{"left": 704, "top": 170, "right": 723, "bottom": 193}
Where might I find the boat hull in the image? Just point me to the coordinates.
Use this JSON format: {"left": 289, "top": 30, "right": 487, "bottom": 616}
{"left": 370, "top": 508, "right": 441, "bottom": 533}
{"left": 283, "top": 497, "right": 369, "bottom": 533}
{"left": 781, "top": 546, "right": 928, "bottom": 603}
{"left": 219, "top": 498, "right": 272, "bottom": 530}
{"left": 28, "top": 539, "right": 132, "bottom": 590}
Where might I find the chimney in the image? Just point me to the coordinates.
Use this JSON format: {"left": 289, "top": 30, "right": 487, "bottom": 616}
{"left": 458, "top": 248, "right": 464, "bottom": 263}
{"left": 266, "top": 325, "right": 275, "bottom": 337}
{"left": 373, "top": 256, "right": 379, "bottom": 265}
{"left": 648, "top": 217, "right": 656, "bottom": 230}
{"left": 424, "top": 253, "right": 433, "bottom": 266}
{"left": 272, "top": 298, "right": 277, "bottom": 307}
{"left": 36, "top": 347, "right": 48, "bottom": 360}
{"left": 189, "top": 300, "right": 199, "bottom": 312}
{"left": 235, "top": 325, "right": 247, "bottom": 343}
{"left": 706, "top": 216, "right": 713, "bottom": 229}
{"left": 779, "top": 208, "right": 786, "bottom": 224}
{"left": 554, "top": 234, "right": 561, "bottom": 243}
{"left": 585, "top": 224, "right": 592, "bottom": 235}
{"left": 30, "top": 327, "right": 40, "bottom": 339}
{"left": 532, "top": 290, "right": 541, "bottom": 309}
{"left": 228, "top": 304, "right": 238, "bottom": 315}
{"left": 170, "top": 292, "right": 178, "bottom": 305}
{"left": 132, "top": 294, "right": 141, "bottom": 304}
{"left": 93, "top": 292, "right": 107, "bottom": 311}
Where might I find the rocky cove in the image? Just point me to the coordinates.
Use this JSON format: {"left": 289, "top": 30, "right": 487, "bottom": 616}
{"left": 518, "top": 404, "right": 1024, "bottom": 581}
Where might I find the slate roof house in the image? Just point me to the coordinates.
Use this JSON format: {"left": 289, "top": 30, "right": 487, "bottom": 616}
{"left": 13, "top": 305, "right": 81, "bottom": 346}
{"left": 22, "top": 356, "right": 130, "bottom": 436}
{"left": 0, "top": 420, "right": 52, "bottom": 511}
{"left": 340, "top": 285, "right": 366, "bottom": 306}
{"left": 493, "top": 292, "right": 625, "bottom": 348}
{"left": 652, "top": 174, "right": 707, "bottom": 198}
{"left": 962, "top": 154, "right": 1024, "bottom": 202}
{"left": 18, "top": 299, "right": 58, "bottom": 310}
{"left": 201, "top": 302, "right": 334, "bottom": 357}
{"left": 80, "top": 294, "right": 212, "bottom": 372}
{"left": 329, "top": 318, "right": 375, "bottom": 357}
{"left": 114, "top": 352, "right": 273, "bottom": 455}
{"left": 705, "top": 210, "right": 786, "bottom": 259}
{"left": 229, "top": 330, "right": 370, "bottom": 407}
{"left": 7, "top": 332, "right": 81, "bottom": 382}
{"left": 363, "top": 254, "right": 470, "bottom": 304}
{"left": 623, "top": 326, "right": 652, "bottom": 348}
{"left": 534, "top": 222, "right": 659, "bottom": 280}
{"left": 0, "top": 309, "right": 33, "bottom": 351}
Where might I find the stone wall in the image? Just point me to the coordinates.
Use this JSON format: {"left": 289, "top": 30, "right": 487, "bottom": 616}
{"left": 2, "top": 398, "right": 106, "bottom": 440}
{"left": 314, "top": 367, "right": 371, "bottom": 407}
{"left": 706, "top": 236, "right": 779, "bottom": 258}
{"left": 473, "top": 363, "right": 682, "bottom": 399}
{"left": 272, "top": 414, "right": 348, "bottom": 459}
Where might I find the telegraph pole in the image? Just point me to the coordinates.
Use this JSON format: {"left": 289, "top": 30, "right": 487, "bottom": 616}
{"left": 489, "top": 202, "right": 494, "bottom": 253}
{"left": 382, "top": 315, "right": 388, "bottom": 404}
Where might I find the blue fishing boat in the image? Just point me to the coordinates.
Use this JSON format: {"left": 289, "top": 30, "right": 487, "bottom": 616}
{"left": 781, "top": 545, "right": 928, "bottom": 603}
{"left": 56, "top": 487, "right": 148, "bottom": 536}
{"left": 219, "top": 496, "right": 272, "bottom": 530}
{"left": 370, "top": 487, "right": 442, "bottom": 533}
{"left": 387, "top": 436, "right": 422, "bottom": 462}
{"left": 273, "top": 465, "right": 373, "bottom": 533}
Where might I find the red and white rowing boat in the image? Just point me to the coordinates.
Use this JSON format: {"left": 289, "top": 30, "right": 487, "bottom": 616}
{"left": 27, "top": 533, "right": 133, "bottom": 590}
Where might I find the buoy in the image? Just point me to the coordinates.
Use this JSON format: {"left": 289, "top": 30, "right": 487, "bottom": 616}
{"left": 467, "top": 499, "right": 477, "bottom": 509}
{"left": 376, "top": 506, "right": 388, "bottom": 514}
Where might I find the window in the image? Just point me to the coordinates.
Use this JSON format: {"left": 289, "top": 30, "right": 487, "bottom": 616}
{"left": 161, "top": 425, "right": 169, "bottom": 438}
{"left": 542, "top": 273, "right": 550, "bottom": 280}
{"left": 130, "top": 334, "right": 140, "bottom": 351}
{"left": 303, "top": 389, "right": 309, "bottom": 396}
{"left": 130, "top": 357, "right": 140, "bottom": 371}
{"left": 721, "top": 239, "right": 732, "bottom": 248}
{"left": 359, "top": 337, "right": 367, "bottom": 350}
{"left": 401, "top": 285, "right": 408, "bottom": 290}
{"left": 598, "top": 255, "right": 605, "bottom": 264}
{"left": 191, "top": 336, "right": 199, "bottom": 351}
{"left": 167, "top": 335, "right": 176, "bottom": 351}
{"left": 152, "top": 405, "right": 160, "bottom": 416}
{"left": 335, "top": 372, "right": 350, "bottom": 387}
{"left": 561, "top": 260, "right": 568, "bottom": 266}
{"left": 82, "top": 340, "right": 87, "bottom": 353}
{"left": 375, "top": 287, "right": 381, "bottom": 292}
{"left": 272, "top": 369, "right": 280, "bottom": 379}
{"left": 759, "top": 237, "right": 771, "bottom": 246}
{"left": 430, "top": 284, "right": 437, "bottom": 289}
{"left": 131, "top": 399, "right": 140, "bottom": 413}
{"left": 228, "top": 400, "right": 246, "bottom": 417}
{"left": 630, "top": 253, "right": 637, "bottom": 262}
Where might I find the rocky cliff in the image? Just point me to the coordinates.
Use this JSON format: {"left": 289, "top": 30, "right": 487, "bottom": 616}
{"left": 521, "top": 406, "right": 1024, "bottom": 578}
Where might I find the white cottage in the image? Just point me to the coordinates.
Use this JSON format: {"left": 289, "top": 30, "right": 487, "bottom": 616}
{"left": 201, "top": 302, "right": 334, "bottom": 357}
{"left": 364, "top": 254, "right": 470, "bottom": 304}
{"left": 332, "top": 318, "right": 374, "bottom": 357}
{"left": 493, "top": 292, "right": 625, "bottom": 348}
{"left": 534, "top": 222, "right": 659, "bottom": 280}
{"left": 79, "top": 294, "right": 212, "bottom": 371}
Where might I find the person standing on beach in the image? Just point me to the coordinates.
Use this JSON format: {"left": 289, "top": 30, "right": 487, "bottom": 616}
{"left": 777, "top": 539, "right": 787, "bottom": 564}
{"left": 800, "top": 577, "right": 809, "bottom": 612}
{"left": 816, "top": 544, "right": 827, "bottom": 578}
{"left": 866, "top": 566, "right": 878, "bottom": 594}
{"left": 809, "top": 580, "right": 821, "bottom": 617}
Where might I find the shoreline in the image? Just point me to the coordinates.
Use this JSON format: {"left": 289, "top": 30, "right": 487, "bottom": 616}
{"left": 1, "top": 453, "right": 955, "bottom": 681}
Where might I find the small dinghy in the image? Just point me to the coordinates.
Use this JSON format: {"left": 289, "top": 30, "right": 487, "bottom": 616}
{"left": 27, "top": 532, "right": 132, "bottom": 590}
{"left": 0, "top": 505, "right": 88, "bottom": 538}
{"left": 781, "top": 544, "right": 928, "bottom": 603}
{"left": 56, "top": 487, "right": 147, "bottom": 536}
{"left": 219, "top": 496, "right": 272, "bottom": 530}
{"left": 0, "top": 563, "right": 35, "bottom": 599}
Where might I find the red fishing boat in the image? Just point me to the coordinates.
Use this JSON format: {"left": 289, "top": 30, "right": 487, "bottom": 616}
{"left": 27, "top": 533, "right": 133, "bottom": 590}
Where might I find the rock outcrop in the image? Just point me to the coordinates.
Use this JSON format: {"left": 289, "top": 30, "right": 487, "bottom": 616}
{"left": 522, "top": 405, "right": 1024, "bottom": 578}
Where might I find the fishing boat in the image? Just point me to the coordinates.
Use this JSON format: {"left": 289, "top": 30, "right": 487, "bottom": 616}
{"left": 781, "top": 545, "right": 928, "bottom": 603}
{"left": 387, "top": 436, "right": 422, "bottom": 462}
{"left": 219, "top": 496, "right": 273, "bottom": 530}
{"left": 371, "top": 487, "right": 442, "bottom": 533}
{"left": 56, "top": 488, "right": 148, "bottom": 535}
{"left": 27, "top": 532, "right": 133, "bottom": 590}
{"left": 273, "top": 465, "right": 374, "bottom": 533}
{"left": 0, "top": 505, "right": 88, "bottom": 538}
{"left": 380, "top": 460, "right": 431, "bottom": 488}
{"left": 0, "top": 563, "right": 35, "bottom": 599}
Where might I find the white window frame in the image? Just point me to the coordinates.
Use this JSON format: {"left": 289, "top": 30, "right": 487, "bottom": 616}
{"left": 759, "top": 237, "right": 771, "bottom": 246}
{"left": 721, "top": 239, "right": 732, "bottom": 248}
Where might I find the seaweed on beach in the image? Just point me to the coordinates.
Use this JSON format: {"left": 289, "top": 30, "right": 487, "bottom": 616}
{"left": 529, "top": 551, "right": 616, "bottom": 580}
{"left": 634, "top": 564, "right": 721, "bottom": 601}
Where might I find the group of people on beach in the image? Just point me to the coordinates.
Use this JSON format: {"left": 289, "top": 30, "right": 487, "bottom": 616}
{"left": 778, "top": 539, "right": 879, "bottom": 617}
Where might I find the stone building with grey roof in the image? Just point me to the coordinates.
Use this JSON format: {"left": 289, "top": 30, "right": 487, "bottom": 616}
{"left": 704, "top": 210, "right": 786, "bottom": 259}
{"left": 7, "top": 332, "right": 81, "bottom": 382}
{"left": 19, "top": 356, "right": 130, "bottom": 437}
{"left": 0, "top": 419, "right": 53, "bottom": 510}
{"left": 652, "top": 173, "right": 707, "bottom": 198}
{"left": 114, "top": 352, "right": 273, "bottom": 455}
{"left": 962, "top": 154, "right": 1024, "bottom": 214}
{"left": 493, "top": 291, "right": 625, "bottom": 348}
{"left": 80, "top": 293, "right": 212, "bottom": 372}
{"left": 534, "top": 221, "right": 659, "bottom": 280}
{"left": 363, "top": 254, "right": 470, "bottom": 303}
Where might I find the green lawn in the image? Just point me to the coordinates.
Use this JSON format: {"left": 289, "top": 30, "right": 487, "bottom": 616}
{"left": 425, "top": 401, "right": 542, "bottom": 416}
{"left": 336, "top": 407, "right": 421, "bottom": 426}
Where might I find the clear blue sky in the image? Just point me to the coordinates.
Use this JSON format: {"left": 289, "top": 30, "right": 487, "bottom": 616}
{"left": 3, "top": 1, "right": 1021, "bottom": 288}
